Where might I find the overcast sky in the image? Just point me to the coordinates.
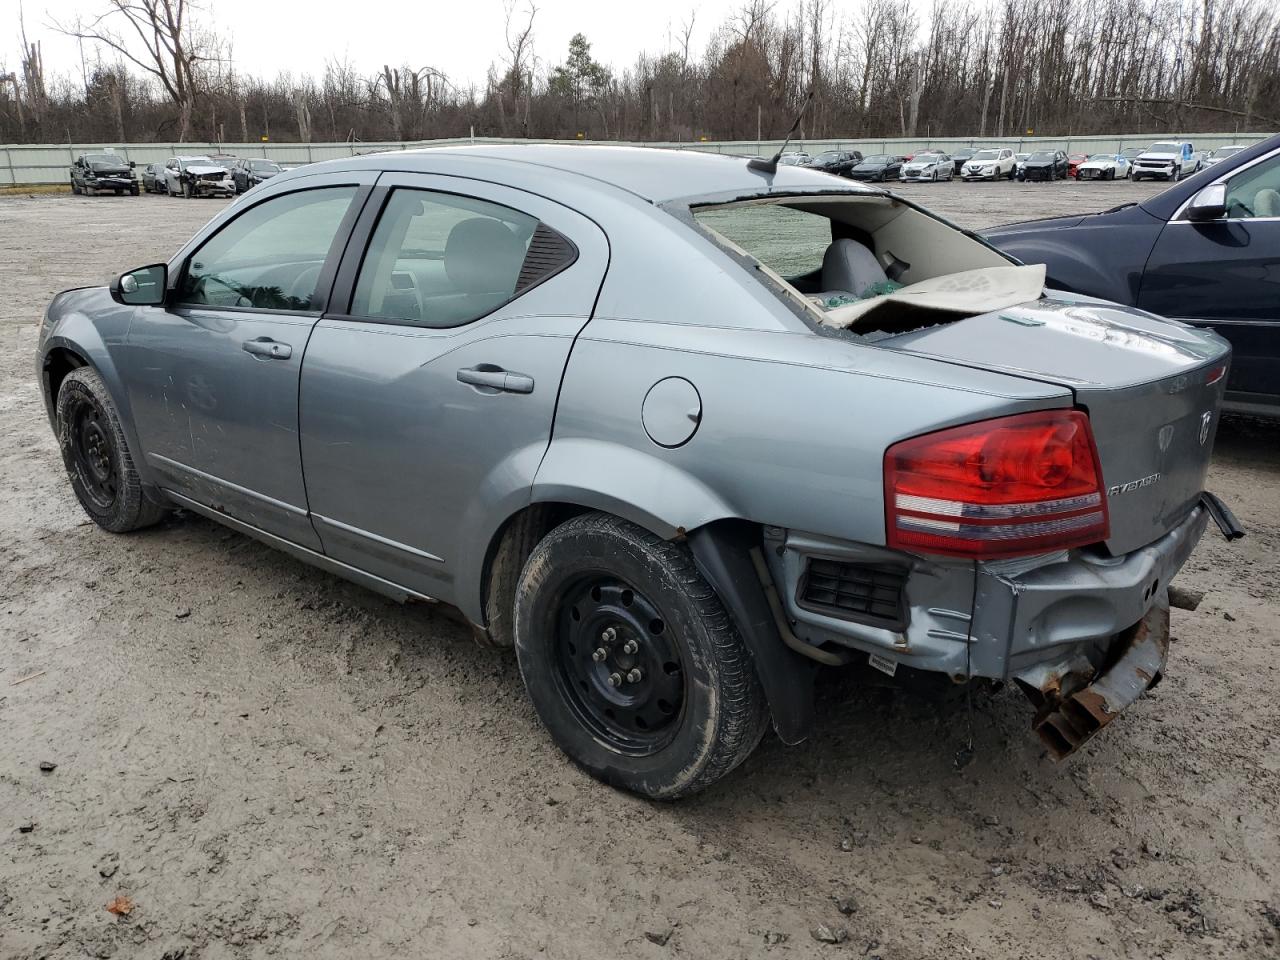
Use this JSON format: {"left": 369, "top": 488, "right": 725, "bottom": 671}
{"left": 9, "top": 0, "right": 757, "bottom": 90}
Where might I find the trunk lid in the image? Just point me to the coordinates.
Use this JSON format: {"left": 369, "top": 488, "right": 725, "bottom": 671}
{"left": 879, "top": 295, "right": 1230, "bottom": 555}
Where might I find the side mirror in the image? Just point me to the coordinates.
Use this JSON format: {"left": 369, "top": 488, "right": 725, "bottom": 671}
{"left": 1186, "top": 183, "right": 1227, "bottom": 222}
{"left": 110, "top": 263, "right": 168, "bottom": 306}
{"left": 128, "top": 160, "right": 136, "bottom": 169}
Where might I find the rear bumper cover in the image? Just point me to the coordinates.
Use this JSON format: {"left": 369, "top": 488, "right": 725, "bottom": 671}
{"left": 768, "top": 502, "right": 1210, "bottom": 683}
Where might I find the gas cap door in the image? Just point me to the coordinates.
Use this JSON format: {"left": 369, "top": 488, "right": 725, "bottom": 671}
{"left": 642, "top": 377, "right": 702, "bottom": 448}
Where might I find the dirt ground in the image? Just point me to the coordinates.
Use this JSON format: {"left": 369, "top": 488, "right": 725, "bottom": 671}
{"left": 2, "top": 177, "right": 1278, "bottom": 960}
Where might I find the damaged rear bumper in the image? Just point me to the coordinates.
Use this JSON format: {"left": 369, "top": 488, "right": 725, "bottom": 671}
{"left": 764, "top": 499, "right": 1224, "bottom": 753}
{"left": 1016, "top": 593, "right": 1168, "bottom": 759}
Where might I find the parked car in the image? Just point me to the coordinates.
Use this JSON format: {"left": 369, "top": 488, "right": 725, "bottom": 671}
{"left": 140, "top": 162, "right": 167, "bottom": 194}
{"left": 162, "top": 156, "right": 235, "bottom": 198}
{"left": 230, "top": 157, "right": 285, "bottom": 193}
{"left": 849, "top": 154, "right": 906, "bottom": 181}
{"left": 1066, "top": 153, "right": 1089, "bottom": 178}
{"left": 778, "top": 152, "right": 812, "bottom": 166}
{"left": 1204, "top": 145, "right": 1247, "bottom": 168}
{"left": 1017, "top": 150, "right": 1069, "bottom": 181}
{"left": 69, "top": 153, "right": 138, "bottom": 196}
{"left": 1074, "top": 153, "right": 1131, "bottom": 181}
{"left": 805, "top": 150, "right": 863, "bottom": 177}
{"left": 899, "top": 152, "right": 953, "bottom": 182}
{"left": 949, "top": 147, "right": 976, "bottom": 173}
{"left": 986, "top": 133, "right": 1280, "bottom": 417}
{"left": 960, "top": 148, "right": 1016, "bottom": 180}
{"left": 37, "top": 145, "right": 1238, "bottom": 798}
{"left": 1131, "top": 141, "right": 1195, "bottom": 181}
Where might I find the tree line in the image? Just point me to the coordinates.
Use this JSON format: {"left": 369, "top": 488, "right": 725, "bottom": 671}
{"left": 2, "top": 0, "right": 1277, "bottom": 146}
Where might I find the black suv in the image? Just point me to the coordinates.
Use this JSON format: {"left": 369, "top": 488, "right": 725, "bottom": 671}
{"left": 70, "top": 153, "right": 138, "bottom": 196}
{"left": 987, "top": 134, "right": 1280, "bottom": 417}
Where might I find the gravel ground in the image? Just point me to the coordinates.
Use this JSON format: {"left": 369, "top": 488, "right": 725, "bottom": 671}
{"left": 2, "top": 179, "right": 1278, "bottom": 960}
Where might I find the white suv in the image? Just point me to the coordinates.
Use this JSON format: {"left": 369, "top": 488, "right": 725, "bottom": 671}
{"left": 960, "top": 148, "right": 1016, "bottom": 181}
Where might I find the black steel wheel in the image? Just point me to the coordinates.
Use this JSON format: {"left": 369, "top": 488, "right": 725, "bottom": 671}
{"left": 68, "top": 394, "right": 118, "bottom": 511}
{"left": 56, "top": 366, "right": 168, "bottom": 533}
{"left": 514, "top": 513, "right": 769, "bottom": 798}
{"left": 554, "top": 575, "right": 686, "bottom": 755}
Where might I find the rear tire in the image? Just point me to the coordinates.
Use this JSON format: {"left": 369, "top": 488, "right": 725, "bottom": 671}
{"left": 514, "top": 513, "right": 769, "bottom": 799}
{"left": 56, "top": 367, "right": 168, "bottom": 533}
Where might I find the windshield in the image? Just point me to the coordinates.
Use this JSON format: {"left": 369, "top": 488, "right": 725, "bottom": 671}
{"left": 84, "top": 154, "right": 122, "bottom": 164}
{"left": 1028, "top": 152, "right": 1053, "bottom": 161}
{"left": 971, "top": 150, "right": 999, "bottom": 161}
{"left": 913, "top": 153, "right": 944, "bottom": 161}
{"left": 1149, "top": 142, "right": 1181, "bottom": 153}
{"left": 1087, "top": 154, "right": 1111, "bottom": 160}
{"left": 1212, "top": 146, "right": 1243, "bottom": 158}
{"left": 181, "top": 157, "right": 215, "bottom": 166}
{"left": 862, "top": 155, "right": 892, "bottom": 163}
{"left": 249, "top": 160, "right": 281, "bottom": 172}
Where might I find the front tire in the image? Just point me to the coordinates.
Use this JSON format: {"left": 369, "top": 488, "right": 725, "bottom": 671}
{"left": 514, "top": 513, "right": 769, "bottom": 799}
{"left": 56, "top": 366, "right": 168, "bottom": 533}
{"left": 182, "top": 180, "right": 193, "bottom": 199}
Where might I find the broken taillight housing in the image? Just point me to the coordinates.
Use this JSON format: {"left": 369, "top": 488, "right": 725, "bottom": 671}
{"left": 884, "top": 410, "right": 1109, "bottom": 559}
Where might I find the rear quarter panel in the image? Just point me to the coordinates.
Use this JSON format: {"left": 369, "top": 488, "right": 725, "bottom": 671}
{"left": 539, "top": 320, "right": 1073, "bottom": 545}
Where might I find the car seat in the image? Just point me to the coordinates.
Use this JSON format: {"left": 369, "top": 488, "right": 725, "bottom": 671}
{"left": 817, "top": 238, "right": 889, "bottom": 301}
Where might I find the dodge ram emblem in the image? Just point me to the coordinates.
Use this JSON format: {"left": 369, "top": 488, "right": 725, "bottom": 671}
{"left": 1199, "top": 411, "right": 1212, "bottom": 445}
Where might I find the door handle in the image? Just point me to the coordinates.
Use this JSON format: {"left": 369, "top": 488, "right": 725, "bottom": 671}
{"left": 242, "top": 337, "right": 292, "bottom": 360}
{"left": 457, "top": 366, "right": 535, "bottom": 394}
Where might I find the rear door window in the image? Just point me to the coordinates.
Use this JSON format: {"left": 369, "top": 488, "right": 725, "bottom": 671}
{"left": 348, "top": 188, "right": 573, "bottom": 327}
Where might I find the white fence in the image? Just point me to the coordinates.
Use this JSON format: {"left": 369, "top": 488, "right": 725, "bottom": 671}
{"left": 2, "top": 131, "right": 1273, "bottom": 187}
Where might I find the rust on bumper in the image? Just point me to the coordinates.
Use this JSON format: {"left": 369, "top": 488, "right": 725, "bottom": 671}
{"left": 1022, "top": 593, "right": 1170, "bottom": 760}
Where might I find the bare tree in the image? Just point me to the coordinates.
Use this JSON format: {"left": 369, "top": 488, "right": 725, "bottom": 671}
{"left": 53, "top": 0, "right": 223, "bottom": 139}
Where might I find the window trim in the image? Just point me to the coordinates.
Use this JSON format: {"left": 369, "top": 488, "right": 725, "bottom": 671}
{"left": 328, "top": 183, "right": 578, "bottom": 330}
{"left": 171, "top": 182, "right": 372, "bottom": 316}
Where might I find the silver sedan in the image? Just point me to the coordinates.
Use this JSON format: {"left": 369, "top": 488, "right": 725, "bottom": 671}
{"left": 37, "top": 146, "right": 1237, "bottom": 796}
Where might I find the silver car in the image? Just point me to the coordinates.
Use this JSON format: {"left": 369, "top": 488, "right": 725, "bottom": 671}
{"left": 37, "top": 146, "right": 1239, "bottom": 798}
{"left": 900, "top": 152, "right": 953, "bottom": 181}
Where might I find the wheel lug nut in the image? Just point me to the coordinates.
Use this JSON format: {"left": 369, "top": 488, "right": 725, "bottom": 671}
{"left": 591, "top": 648, "right": 607, "bottom": 662}
{"left": 622, "top": 639, "right": 638, "bottom": 654}
{"left": 607, "top": 672, "right": 623, "bottom": 687}
{"left": 626, "top": 668, "right": 643, "bottom": 683}
{"left": 602, "top": 627, "right": 617, "bottom": 642}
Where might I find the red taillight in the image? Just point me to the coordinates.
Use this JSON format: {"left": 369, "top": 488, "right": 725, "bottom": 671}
{"left": 1204, "top": 363, "right": 1227, "bottom": 386}
{"left": 884, "top": 410, "right": 1110, "bottom": 559}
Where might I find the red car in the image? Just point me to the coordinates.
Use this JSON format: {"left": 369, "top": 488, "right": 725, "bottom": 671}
{"left": 1067, "top": 153, "right": 1089, "bottom": 178}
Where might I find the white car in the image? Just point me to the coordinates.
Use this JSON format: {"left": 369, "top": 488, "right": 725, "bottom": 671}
{"left": 1203, "top": 145, "right": 1247, "bottom": 168}
{"left": 778, "top": 152, "right": 812, "bottom": 166}
{"left": 899, "top": 152, "right": 953, "bottom": 181}
{"left": 1074, "top": 153, "right": 1131, "bottom": 181}
{"left": 1130, "top": 141, "right": 1194, "bottom": 181}
{"left": 162, "top": 155, "right": 235, "bottom": 198}
{"left": 960, "top": 148, "right": 1016, "bottom": 181}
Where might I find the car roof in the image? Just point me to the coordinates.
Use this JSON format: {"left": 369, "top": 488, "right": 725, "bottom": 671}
{"left": 304, "top": 145, "right": 874, "bottom": 204}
